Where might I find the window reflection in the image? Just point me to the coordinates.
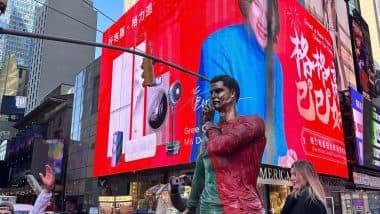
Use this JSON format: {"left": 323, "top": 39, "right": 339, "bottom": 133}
{"left": 71, "top": 71, "right": 85, "bottom": 142}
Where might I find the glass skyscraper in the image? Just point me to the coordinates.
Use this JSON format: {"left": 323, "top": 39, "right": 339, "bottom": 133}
{"left": 0, "top": 0, "right": 45, "bottom": 69}
{"left": 25, "top": 0, "right": 96, "bottom": 114}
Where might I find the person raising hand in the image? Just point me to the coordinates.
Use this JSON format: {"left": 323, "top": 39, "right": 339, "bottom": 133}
{"left": 30, "top": 164, "right": 56, "bottom": 214}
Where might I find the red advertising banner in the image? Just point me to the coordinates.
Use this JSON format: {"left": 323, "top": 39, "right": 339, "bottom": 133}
{"left": 94, "top": 0, "right": 348, "bottom": 178}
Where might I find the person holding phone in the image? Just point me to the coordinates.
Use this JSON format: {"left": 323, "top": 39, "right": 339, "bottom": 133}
{"left": 30, "top": 164, "right": 56, "bottom": 214}
{"left": 0, "top": 165, "right": 55, "bottom": 214}
{"left": 186, "top": 75, "right": 266, "bottom": 213}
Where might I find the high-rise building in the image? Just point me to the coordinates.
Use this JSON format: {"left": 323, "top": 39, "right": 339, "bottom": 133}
{"left": 26, "top": 0, "right": 97, "bottom": 114}
{"left": 0, "top": 0, "right": 44, "bottom": 69}
{"left": 360, "top": 0, "right": 380, "bottom": 65}
{"left": 0, "top": 53, "right": 28, "bottom": 121}
{"left": 0, "top": 53, "right": 28, "bottom": 98}
{"left": 124, "top": 0, "right": 138, "bottom": 12}
{"left": 65, "top": 58, "right": 100, "bottom": 209}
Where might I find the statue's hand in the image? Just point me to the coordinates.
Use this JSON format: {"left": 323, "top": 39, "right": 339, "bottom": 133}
{"left": 202, "top": 104, "right": 215, "bottom": 123}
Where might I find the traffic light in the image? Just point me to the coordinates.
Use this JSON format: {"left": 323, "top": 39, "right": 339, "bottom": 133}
{"left": 141, "top": 57, "right": 155, "bottom": 87}
{"left": 0, "top": 0, "right": 7, "bottom": 14}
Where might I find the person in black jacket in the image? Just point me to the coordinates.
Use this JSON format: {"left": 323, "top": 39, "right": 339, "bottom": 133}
{"left": 281, "top": 160, "right": 327, "bottom": 214}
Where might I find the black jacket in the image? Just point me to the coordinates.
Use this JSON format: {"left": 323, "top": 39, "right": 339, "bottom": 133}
{"left": 281, "top": 188, "right": 327, "bottom": 214}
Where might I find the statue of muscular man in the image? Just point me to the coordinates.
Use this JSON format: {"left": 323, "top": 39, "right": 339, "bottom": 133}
{"left": 185, "top": 75, "right": 266, "bottom": 213}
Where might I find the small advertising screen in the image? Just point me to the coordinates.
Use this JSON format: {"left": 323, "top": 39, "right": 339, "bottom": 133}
{"left": 0, "top": 95, "right": 26, "bottom": 115}
{"left": 95, "top": 0, "right": 347, "bottom": 178}
{"left": 363, "top": 99, "right": 380, "bottom": 170}
{"left": 304, "top": 0, "right": 356, "bottom": 91}
{"left": 350, "top": 87, "right": 364, "bottom": 165}
{"left": 349, "top": 10, "right": 376, "bottom": 98}
{"left": 46, "top": 139, "right": 65, "bottom": 179}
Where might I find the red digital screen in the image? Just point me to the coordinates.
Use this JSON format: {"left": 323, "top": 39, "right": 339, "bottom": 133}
{"left": 94, "top": 0, "right": 348, "bottom": 178}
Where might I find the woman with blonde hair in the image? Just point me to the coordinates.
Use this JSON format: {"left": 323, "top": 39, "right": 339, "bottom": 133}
{"left": 281, "top": 160, "right": 327, "bottom": 214}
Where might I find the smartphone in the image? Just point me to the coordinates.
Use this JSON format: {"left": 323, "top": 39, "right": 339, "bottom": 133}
{"left": 111, "top": 131, "right": 123, "bottom": 167}
{"left": 25, "top": 174, "right": 42, "bottom": 195}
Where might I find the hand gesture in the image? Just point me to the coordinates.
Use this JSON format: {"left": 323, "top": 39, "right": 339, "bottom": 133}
{"left": 39, "top": 164, "right": 55, "bottom": 192}
{"left": 202, "top": 104, "right": 215, "bottom": 123}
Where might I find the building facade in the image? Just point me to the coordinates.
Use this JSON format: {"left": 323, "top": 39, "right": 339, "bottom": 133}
{"left": 4, "top": 85, "right": 73, "bottom": 210}
{"left": 0, "top": 53, "right": 28, "bottom": 121}
{"left": 65, "top": 58, "right": 100, "bottom": 212}
{"left": 360, "top": 0, "right": 380, "bottom": 65}
{"left": 0, "top": 0, "right": 44, "bottom": 69}
{"left": 26, "top": 0, "right": 97, "bottom": 114}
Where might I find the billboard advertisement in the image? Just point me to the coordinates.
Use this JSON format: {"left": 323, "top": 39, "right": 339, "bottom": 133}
{"left": 46, "top": 139, "right": 65, "bottom": 178}
{"left": 95, "top": 0, "right": 347, "bottom": 178}
{"left": 0, "top": 95, "right": 26, "bottom": 115}
{"left": 6, "top": 124, "right": 43, "bottom": 164}
{"left": 304, "top": 0, "right": 324, "bottom": 23}
{"left": 349, "top": 87, "right": 363, "bottom": 165}
{"left": 350, "top": 10, "right": 376, "bottom": 98}
{"left": 363, "top": 99, "right": 380, "bottom": 170}
{"left": 304, "top": 0, "right": 356, "bottom": 91}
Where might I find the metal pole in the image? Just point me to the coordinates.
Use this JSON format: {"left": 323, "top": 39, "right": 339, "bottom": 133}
{"left": 0, "top": 27, "right": 210, "bottom": 82}
{"left": 265, "top": 0, "right": 275, "bottom": 163}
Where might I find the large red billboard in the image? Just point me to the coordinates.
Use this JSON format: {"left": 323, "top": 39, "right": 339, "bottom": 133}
{"left": 94, "top": 0, "right": 348, "bottom": 178}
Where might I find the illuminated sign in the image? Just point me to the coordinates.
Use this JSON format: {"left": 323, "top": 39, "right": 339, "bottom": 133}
{"left": 0, "top": 96, "right": 26, "bottom": 115}
{"left": 350, "top": 87, "right": 364, "bottom": 165}
{"left": 258, "top": 165, "right": 291, "bottom": 186}
{"left": 349, "top": 10, "right": 376, "bottom": 98}
{"left": 94, "top": 0, "right": 347, "bottom": 178}
{"left": 46, "top": 139, "right": 65, "bottom": 179}
{"left": 363, "top": 99, "right": 380, "bottom": 170}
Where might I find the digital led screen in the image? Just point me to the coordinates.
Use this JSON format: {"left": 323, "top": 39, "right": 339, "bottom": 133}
{"left": 350, "top": 10, "right": 376, "bottom": 98}
{"left": 0, "top": 96, "right": 26, "bottom": 115}
{"left": 94, "top": 0, "right": 348, "bottom": 178}
{"left": 363, "top": 99, "right": 380, "bottom": 169}
{"left": 350, "top": 87, "right": 364, "bottom": 165}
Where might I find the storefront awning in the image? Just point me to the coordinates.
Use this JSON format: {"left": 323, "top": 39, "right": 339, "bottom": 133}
{"left": 353, "top": 172, "right": 380, "bottom": 190}
{"left": 257, "top": 165, "right": 291, "bottom": 186}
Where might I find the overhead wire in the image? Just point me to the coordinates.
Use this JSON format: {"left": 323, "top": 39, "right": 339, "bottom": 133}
{"left": 27, "top": 0, "right": 197, "bottom": 77}
{"left": 29, "top": 0, "right": 145, "bottom": 52}
{"left": 31, "top": 0, "right": 148, "bottom": 53}
{"left": 75, "top": 0, "right": 145, "bottom": 53}
{"left": 82, "top": 0, "right": 116, "bottom": 23}
{"left": 32, "top": 0, "right": 103, "bottom": 34}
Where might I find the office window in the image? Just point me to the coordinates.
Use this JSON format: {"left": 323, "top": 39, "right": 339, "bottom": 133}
{"left": 71, "top": 71, "right": 85, "bottom": 142}
{"left": 91, "top": 75, "right": 99, "bottom": 114}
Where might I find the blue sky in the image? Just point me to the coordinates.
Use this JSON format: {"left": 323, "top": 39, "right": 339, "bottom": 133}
{"left": 93, "top": 0, "right": 124, "bottom": 57}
